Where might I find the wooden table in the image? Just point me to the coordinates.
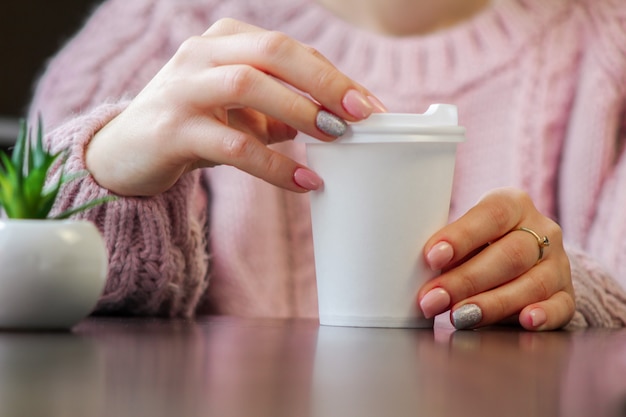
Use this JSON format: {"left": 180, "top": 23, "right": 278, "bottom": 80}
{"left": 0, "top": 316, "right": 624, "bottom": 417}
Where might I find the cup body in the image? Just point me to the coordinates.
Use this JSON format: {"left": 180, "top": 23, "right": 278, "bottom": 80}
{"left": 302, "top": 104, "right": 465, "bottom": 328}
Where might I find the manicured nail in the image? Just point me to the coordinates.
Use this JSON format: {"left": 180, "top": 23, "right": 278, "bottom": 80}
{"left": 293, "top": 168, "right": 323, "bottom": 191}
{"left": 419, "top": 288, "right": 451, "bottom": 319}
{"left": 452, "top": 304, "right": 483, "bottom": 330}
{"left": 316, "top": 110, "right": 347, "bottom": 137}
{"left": 342, "top": 89, "right": 374, "bottom": 119}
{"left": 529, "top": 308, "right": 547, "bottom": 328}
{"left": 426, "top": 242, "right": 454, "bottom": 271}
{"left": 368, "top": 95, "right": 388, "bottom": 113}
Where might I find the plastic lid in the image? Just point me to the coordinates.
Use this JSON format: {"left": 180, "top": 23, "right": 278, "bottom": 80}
{"left": 299, "top": 104, "right": 466, "bottom": 144}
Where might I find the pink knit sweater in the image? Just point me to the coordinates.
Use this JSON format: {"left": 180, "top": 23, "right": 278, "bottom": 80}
{"left": 29, "top": 0, "right": 626, "bottom": 326}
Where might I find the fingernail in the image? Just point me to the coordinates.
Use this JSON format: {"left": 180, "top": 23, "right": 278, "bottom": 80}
{"left": 316, "top": 110, "right": 347, "bottom": 137}
{"left": 293, "top": 168, "right": 323, "bottom": 191}
{"left": 426, "top": 242, "right": 454, "bottom": 271}
{"left": 529, "top": 308, "right": 547, "bottom": 328}
{"left": 342, "top": 89, "right": 374, "bottom": 119}
{"left": 419, "top": 288, "right": 451, "bottom": 319}
{"left": 452, "top": 304, "right": 483, "bottom": 330}
{"left": 367, "top": 95, "right": 388, "bottom": 113}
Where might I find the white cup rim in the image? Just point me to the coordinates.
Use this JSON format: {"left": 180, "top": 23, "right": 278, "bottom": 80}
{"left": 298, "top": 104, "right": 466, "bottom": 144}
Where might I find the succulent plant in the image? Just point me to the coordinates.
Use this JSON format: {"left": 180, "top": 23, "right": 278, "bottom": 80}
{"left": 0, "top": 117, "right": 114, "bottom": 219}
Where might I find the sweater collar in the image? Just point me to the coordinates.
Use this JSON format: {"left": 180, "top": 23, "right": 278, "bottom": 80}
{"left": 267, "top": 0, "right": 573, "bottom": 97}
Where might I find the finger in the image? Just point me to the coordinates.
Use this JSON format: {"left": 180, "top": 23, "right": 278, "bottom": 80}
{"left": 227, "top": 108, "right": 298, "bottom": 144}
{"left": 518, "top": 291, "right": 575, "bottom": 331}
{"left": 449, "top": 260, "right": 567, "bottom": 329}
{"left": 423, "top": 188, "right": 533, "bottom": 270}
{"left": 203, "top": 18, "right": 342, "bottom": 71}
{"left": 183, "top": 31, "right": 378, "bottom": 122}
{"left": 202, "top": 18, "right": 266, "bottom": 37}
{"left": 185, "top": 120, "right": 319, "bottom": 192}
{"left": 421, "top": 227, "right": 546, "bottom": 303}
{"left": 180, "top": 64, "right": 345, "bottom": 141}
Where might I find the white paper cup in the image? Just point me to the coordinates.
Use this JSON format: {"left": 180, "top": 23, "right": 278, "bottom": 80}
{"left": 301, "top": 104, "right": 465, "bottom": 328}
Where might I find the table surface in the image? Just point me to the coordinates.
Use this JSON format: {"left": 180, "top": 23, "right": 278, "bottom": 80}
{"left": 0, "top": 316, "right": 625, "bottom": 417}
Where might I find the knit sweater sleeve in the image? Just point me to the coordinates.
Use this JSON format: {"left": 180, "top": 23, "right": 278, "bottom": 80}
{"left": 561, "top": 0, "right": 626, "bottom": 328}
{"left": 566, "top": 247, "right": 626, "bottom": 329}
{"left": 27, "top": 0, "right": 218, "bottom": 317}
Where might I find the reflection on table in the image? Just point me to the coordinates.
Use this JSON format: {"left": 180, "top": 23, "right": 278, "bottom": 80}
{"left": 0, "top": 316, "right": 624, "bottom": 417}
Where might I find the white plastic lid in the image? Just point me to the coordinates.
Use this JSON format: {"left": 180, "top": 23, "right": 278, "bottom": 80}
{"left": 299, "top": 103, "right": 466, "bottom": 144}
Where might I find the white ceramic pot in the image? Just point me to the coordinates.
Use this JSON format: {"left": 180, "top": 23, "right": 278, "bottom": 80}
{"left": 0, "top": 219, "right": 107, "bottom": 330}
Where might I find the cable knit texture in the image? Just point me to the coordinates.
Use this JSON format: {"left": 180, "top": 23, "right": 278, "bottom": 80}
{"left": 43, "top": 102, "right": 210, "bottom": 317}
{"left": 28, "top": 0, "right": 626, "bottom": 324}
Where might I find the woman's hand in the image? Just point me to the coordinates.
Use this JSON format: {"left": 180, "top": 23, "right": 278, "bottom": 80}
{"left": 418, "top": 187, "right": 575, "bottom": 331}
{"left": 86, "top": 18, "right": 384, "bottom": 196}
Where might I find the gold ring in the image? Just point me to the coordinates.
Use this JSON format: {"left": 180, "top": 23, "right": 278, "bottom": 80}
{"left": 514, "top": 227, "right": 550, "bottom": 263}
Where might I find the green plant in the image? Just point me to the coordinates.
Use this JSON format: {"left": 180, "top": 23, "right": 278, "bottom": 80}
{"left": 0, "top": 117, "right": 114, "bottom": 219}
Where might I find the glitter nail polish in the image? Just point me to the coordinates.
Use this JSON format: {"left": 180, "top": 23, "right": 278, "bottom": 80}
{"left": 452, "top": 304, "right": 483, "bottom": 330}
{"left": 316, "top": 110, "right": 347, "bottom": 137}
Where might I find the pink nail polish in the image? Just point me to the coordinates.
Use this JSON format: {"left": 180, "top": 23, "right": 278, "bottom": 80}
{"left": 367, "top": 95, "right": 388, "bottom": 113}
{"left": 293, "top": 168, "right": 323, "bottom": 191}
{"left": 529, "top": 308, "right": 547, "bottom": 328}
{"left": 419, "top": 288, "right": 451, "bottom": 319}
{"left": 426, "top": 241, "right": 454, "bottom": 271}
{"left": 342, "top": 89, "right": 374, "bottom": 119}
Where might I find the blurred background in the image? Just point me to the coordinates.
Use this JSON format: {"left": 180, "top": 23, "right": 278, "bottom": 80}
{"left": 0, "top": 0, "right": 103, "bottom": 150}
